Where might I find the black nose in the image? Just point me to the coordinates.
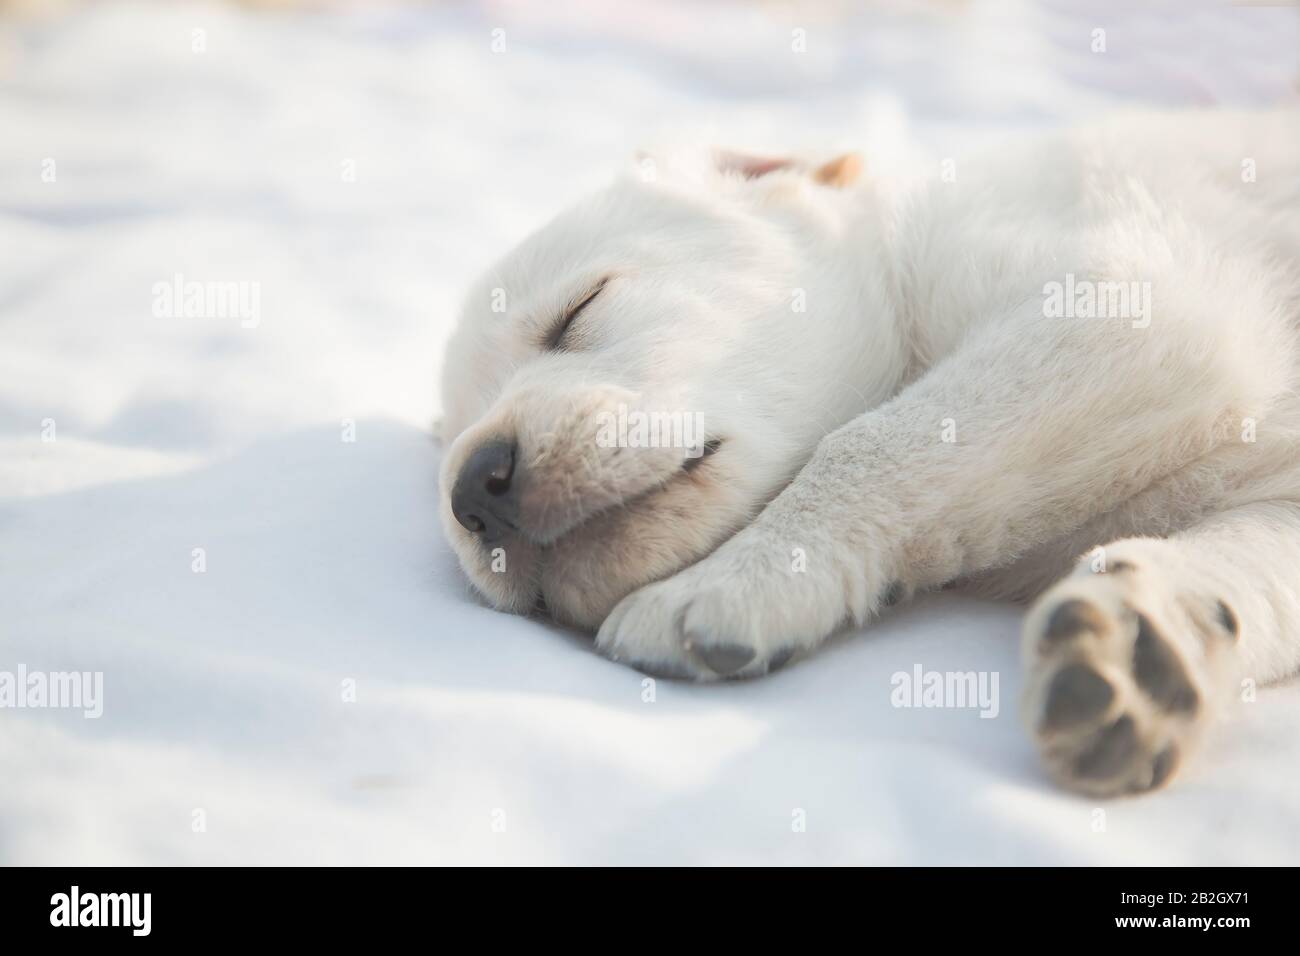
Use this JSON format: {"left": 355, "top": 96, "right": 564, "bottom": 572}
{"left": 451, "top": 441, "right": 518, "bottom": 541}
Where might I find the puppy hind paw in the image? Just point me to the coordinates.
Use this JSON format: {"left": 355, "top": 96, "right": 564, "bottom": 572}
{"left": 1022, "top": 551, "right": 1236, "bottom": 796}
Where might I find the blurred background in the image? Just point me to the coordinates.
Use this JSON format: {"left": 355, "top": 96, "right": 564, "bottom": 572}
{"left": 2, "top": 0, "right": 1296, "bottom": 475}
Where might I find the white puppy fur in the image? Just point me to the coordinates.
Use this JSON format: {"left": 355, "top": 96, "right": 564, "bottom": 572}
{"left": 440, "top": 110, "right": 1300, "bottom": 795}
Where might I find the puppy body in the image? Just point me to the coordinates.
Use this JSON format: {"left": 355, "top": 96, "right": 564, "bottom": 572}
{"left": 441, "top": 110, "right": 1300, "bottom": 793}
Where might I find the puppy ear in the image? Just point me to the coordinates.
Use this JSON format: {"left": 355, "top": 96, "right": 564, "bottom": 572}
{"left": 713, "top": 149, "right": 799, "bottom": 180}
{"left": 811, "top": 152, "right": 864, "bottom": 188}
{"left": 713, "top": 149, "right": 864, "bottom": 189}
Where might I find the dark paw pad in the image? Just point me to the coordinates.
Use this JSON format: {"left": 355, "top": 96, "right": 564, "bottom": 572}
{"left": 767, "top": 646, "right": 796, "bottom": 673}
{"left": 1074, "top": 715, "right": 1139, "bottom": 780}
{"left": 1132, "top": 613, "right": 1199, "bottom": 714}
{"left": 1148, "top": 744, "right": 1180, "bottom": 790}
{"left": 1215, "top": 600, "right": 1239, "bottom": 639}
{"left": 630, "top": 658, "right": 698, "bottom": 681}
{"left": 690, "top": 640, "right": 756, "bottom": 676}
{"left": 1041, "top": 663, "right": 1114, "bottom": 732}
{"left": 1043, "top": 599, "right": 1110, "bottom": 643}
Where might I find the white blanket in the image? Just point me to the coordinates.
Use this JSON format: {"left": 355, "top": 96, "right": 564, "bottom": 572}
{"left": 2, "top": 0, "right": 1297, "bottom": 864}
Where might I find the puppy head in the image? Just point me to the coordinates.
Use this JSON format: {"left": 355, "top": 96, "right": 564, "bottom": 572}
{"left": 439, "top": 148, "right": 899, "bottom": 629}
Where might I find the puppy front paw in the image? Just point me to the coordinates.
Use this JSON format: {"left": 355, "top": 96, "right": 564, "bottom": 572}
{"left": 595, "top": 530, "right": 863, "bottom": 680}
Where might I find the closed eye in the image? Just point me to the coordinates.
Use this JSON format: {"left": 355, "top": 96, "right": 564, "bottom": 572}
{"left": 545, "top": 278, "right": 609, "bottom": 351}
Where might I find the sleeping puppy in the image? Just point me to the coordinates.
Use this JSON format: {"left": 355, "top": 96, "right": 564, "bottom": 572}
{"left": 439, "top": 110, "right": 1300, "bottom": 795}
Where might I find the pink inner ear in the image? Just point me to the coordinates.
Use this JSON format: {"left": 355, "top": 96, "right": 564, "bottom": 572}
{"left": 714, "top": 150, "right": 796, "bottom": 179}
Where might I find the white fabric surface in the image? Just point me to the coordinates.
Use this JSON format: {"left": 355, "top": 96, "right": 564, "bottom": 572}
{"left": 2, "top": 0, "right": 1298, "bottom": 864}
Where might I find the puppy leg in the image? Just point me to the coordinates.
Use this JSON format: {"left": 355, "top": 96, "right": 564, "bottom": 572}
{"left": 598, "top": 289, "right": 1290, "bottom": 679}
{"left": 1023, "top": 501, "right": 1300, "bottom": 795}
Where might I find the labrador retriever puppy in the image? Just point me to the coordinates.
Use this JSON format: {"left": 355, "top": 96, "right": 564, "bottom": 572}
{"left": 438, "top": 110, "right": 1300, "bottom": 795}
